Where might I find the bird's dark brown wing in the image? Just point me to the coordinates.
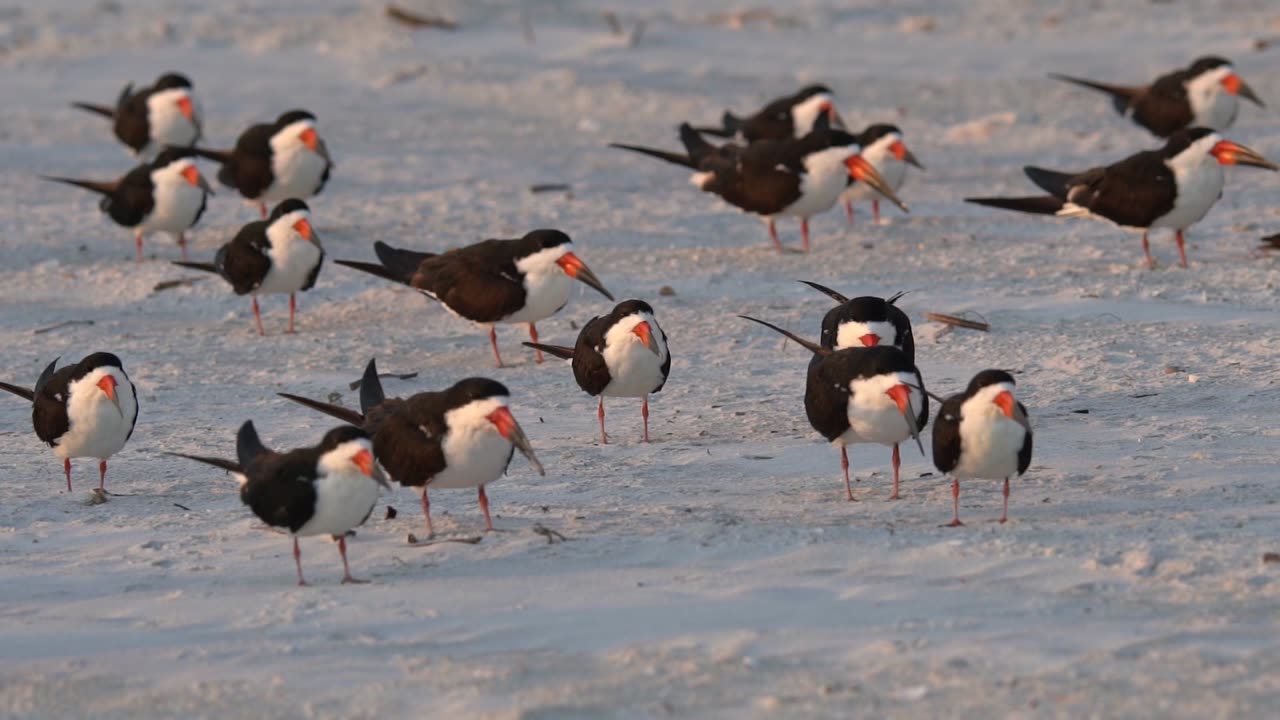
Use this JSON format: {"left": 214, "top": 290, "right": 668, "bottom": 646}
{"left": 1015, "top": 402, "right": 1033, "bottom": 475}
{"left": 221, "top": 123, "right": 275, "bottom": 198}
{"left": 215, "top": 221, "right": 272, "bottom": 294}
{"left": 414, "top": 241, "right": 529, "bottom": 323}
{"left": 931, "top": 394, "right": 965, "bottom": 474}
{"left": 571, "top": 314, "right": 613, "bottom": 396}
{"left": 242, "top": 450, "right": 321, "bottom": 533}
{"left": 737, "top": 96, "right": 796, "bottom": 143}
{"left": 372, "top": 398, "right": 449, "bottom": 488}
{"left": 1069, "top": 150, "right": 1174, "bottom": 227}
{"left": 655, "top": 324, "right": 671, "bottom": 393}
{"left": 104, "top": 164, "right": 156, "bottom": 228}
{"left": 1131, "top": 69, "right": 1195, "bottom": 137}
{"left": 113, "top": 84, "right": 152, "bottom": 153}
{"left": 31, "top": 364, "right": 74, "bottom": 447}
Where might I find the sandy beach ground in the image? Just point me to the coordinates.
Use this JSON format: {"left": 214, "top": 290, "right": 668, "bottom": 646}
{"left": 2, "top": 1, "right": 1280, "bottom": 717}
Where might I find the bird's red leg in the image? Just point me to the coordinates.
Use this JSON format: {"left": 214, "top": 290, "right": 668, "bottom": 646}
{"left": 801, "top": 218, "right": 811, "bottom": 253}
{"left": 98, "top": 460, "right": 107, "bottom": 491}
{"left": 63, "top": 458, "right": 72, "bottom": 493}
{"left": 872, "top": 199, "right": 881, "bottom": 224}
{"left": 889, "top": 443, "right": 901, "bottom": 500}
{"left": 258, "top": 202, "right": 268, "bottom": 219}
{"left": 286, "top": 293, "right": 297, "bottom": 334}
{"left": 178, "top": 232, "right": 188, "bottom": 262}
{"left": 1000, "top": 477, "right": 1010, "bottom": 524}
{"left": 1175, "top": 230, "right": 1188, "bottom": 269}
{"left": 478, "top": 485, "right": 494, "bottom": 532}
{"left": 135, "top": 231, "right": 144, "bottom": 263}
{"left": 251, "top": 296, "right": 265, "bottom": 336}
{"left": 767, "top": 219, "right": 783, "bottom": 252}
{"left": 293, "top": 537, "right": 308, "bottom": 586}
{"left": 844, "top": 200, "right": 855, "bottom": 226}
{"left": 529, "top": 323, "right": 543, "bottom": 363}
{"left": 947, "top": 477, "right": 964, "bottom": 527}
{"left": 842, "top": 447, "right": 855, "bottom": 501}
{"left": 337, "top": 536, "right": 368, "bottom": 584}
{"left": 419, "top": 488, "right": 434, "bottom": 539}
{"left": 1141, "top": 232, "right": 1154, "bottom": 268}
{"left": 598, "top": 397, "right": 608, "bottom": 444}
{"left": 490, "top": 327, "right": 504, "bottom": 368}
{"left": 641, "top": 395, "right": 650, "bottom": 443}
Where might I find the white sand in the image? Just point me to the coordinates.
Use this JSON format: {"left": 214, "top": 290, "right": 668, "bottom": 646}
{"left": 3, "top": 1, "right": 1280, "bottom": 717}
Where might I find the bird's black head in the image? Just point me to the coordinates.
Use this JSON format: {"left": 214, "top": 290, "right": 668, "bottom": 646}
{"left": 825, "top": 128, "right": 860, "bottom": 149}
{"left": 1188, "top": 56, "right": 1232, "bottom": 75}
{"left": 856, "top": 124, "right": 902, "bottom": 145}
{"left": 151, "top": 146, "right": 197, "bottom": 169}
{"left": 446, "top": 377, "right": 512, "bottom": 405}
{"left": 269, "top": 198, "right": 310, "bottom": 221}
{"left": 276, "top": 109, "right": 317, "bottom": 127}
{"left": 965, "top": 369, "right": 1017, "bottom": 394}
{"left": 518, "top": 229, "right": 573, "bottom": 254}
{"left": 610, "top": 299, "right": 655, "bottom": 320}
{"left": 76, "top": 352, "right": 125, "bottom": 373}
{"left": 843, "top": 296, "right": 896, "bottom": 322}
{"left": 318, "top": 425, "right": 371, "bottom": 450}
{"left": 154, "top": 73, "right": 193, "bottom": 90}
{"left": 795, "top": 84, "right": 834, "bottom": 100}
{"left": 1162, "top": 127, "right": 1217, "bottom": 156}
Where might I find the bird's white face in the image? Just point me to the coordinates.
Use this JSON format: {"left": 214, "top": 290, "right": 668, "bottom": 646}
{"left": 144, "top": 157, "right": 209, "bottom": 233}
{"left": 963, "top": 382, "right": 1018, "bottom": 422}
{"left": 271, "top": 119, "right": 321, "bottom": 156}
{"left": 1186, "top": 65, "right": 1236, "bottom": 128}
{"left": 841, "top": 371, "right": 923, "bottom": 447}
{"left": 834, "top": 320, "right": 898, "bottom": 351}
{"left": 317, "top": 438, "right": 377, "bottom": 480}
{"left": 604, "top": 312, "right": 666, "bottom": 356}
{"left": 59, "top": 365, "right": 136, "bottom": 460}
{"left": 266, "top": 208, "right": 319, "bottom": 249}
{"left": 792, "top": 92, "right": 836, "bottom": 137}
{"left": 259, "top": 208, "right": 323, "bottom": 294}
{"left": 507, "top": 242, "right": 576, "bottom": 322}
{"left": 145, "top": 87, "right": 200, "bottom": 149}
{"left": 792, "top": 145, "right": 858, "bottom": 217}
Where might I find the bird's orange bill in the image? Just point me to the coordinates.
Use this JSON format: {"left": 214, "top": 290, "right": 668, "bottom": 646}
{"left": 993, "top": 390, "right": 1016, "bottom": 419}
{"left": 181, "top": 165, "right": 214, "bottom": 194}
{"left": 1210, "top": 140, "right": 1278, "bottom": 169}
{"left": 886, "top": 383, "right": 925, "bottom": 454}
{"left": 486, "top": 407, "right": 546, "bottom": 476}
{"left": 1222, "top": 73, "right": 1264, "bottom": 106}
{"left": 890, "top": 140, "right": 925, "bottom": 170}
{"left": 858, "top": 333, "right": 880, "bottom": 347}
{"left": 177, "top": 96, "right": 195, "bottom": 121}
{"left": 555, "top": 252, "right": 615, "bottom": 301}
{"left": 633, "top": 321, "right": 659, "bottom": 354}
{"left": 845, "top": 155, "right": 910, "bottom": 212}
{"left": 97, "top": 375, "right": 122, "bottom": 416}
{"left": 293, "top": 218, "right": 315, "bottom": 241}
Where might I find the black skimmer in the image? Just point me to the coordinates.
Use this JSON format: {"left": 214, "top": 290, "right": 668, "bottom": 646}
{"left": 610, "top": 116, "right": 908, "bottom": 252}
{"left": 71, "top": 72, "right": 201, "bottom": 158}
{"left": 523, "top": 299, "right": 671, "bottom": 443}
{"left": 966, "top": 128, "right": 1277, "bottom": 268}
{"left": 739, "top": 317, "right": 927, "bottom": 502}
{"left": 0, "top": 353, "right": 137, "bottom": 493}
{"left": 192, "top": 110, "right": 332, "bottom": 218}
{"left": 1051, "top": 56, "right": 1264, "bottom": 137}
{"left": 43, "top": 148, "right": 213, "bottom": 262}
{"left": 278, "top": 360, "right": 545, "bottom": 539}
{"left": 172, "top": 199, "right": 323, "bottom": 335}
{"left": 168, "top": 421, "right": 389, "bottom": 585}
{"left": 335, "top": 229, "right": 614, "bottom": 367}
{"left": 799, "top": 282, "right": 914, "bottom": 358}
{"left": 691, "top": 84, "right": 842, "bottom": 143}
{"left": 932, "top": 370, "right": 1032, "bottom": 526}
{"left": 840, "top": 124, "right": 924, "bottom": 225}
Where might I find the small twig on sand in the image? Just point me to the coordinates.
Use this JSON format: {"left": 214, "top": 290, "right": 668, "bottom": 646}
{"left": 925, "top": 312, "right": 990, "bottom": 333}
{"left": 348, "top": 372, "right": 418, "bottom": 391}
{"left": 152, "top": 276, "right": 206, "bottom": 293}
{"left": 33, "top": 319, "right": 95, "bottom": 335}
{"left": 173, "top": 502, "right": 191, "bottom": 511}
{"left": 1257, "top": 233, "right": 1280, "bottom": 250}
{"left": 386, "top": 4, "right": 458, "bottom": 30}
{"left": 530, "top": 183, "right": 571, "bottom": 194}
{"left": 532, "top": 524, "right": 569, "bottom": 544}
{"left": 407, "top": 533, "right": 483, "bottom": 546}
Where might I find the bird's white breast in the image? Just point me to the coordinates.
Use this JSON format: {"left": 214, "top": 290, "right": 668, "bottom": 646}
{"left": 601, "top": 314, "right": 668, "bottom": 397}
{"left": 953, "top": 392, "right": 1026, "bottom": 480}
{"left": 297, "top": 469, "right": 381, "bottom": 537}
{"left": 142, "top": 88, "right": 201, "bottom": 158}
{"left": 142, "top": 162, "right": 206, "bottom": 236}
{"left": 56, "top": 369, "right": 137, "bottom": 460}
{"left": 257, "top": 214, "right": 323, "bottom": 295}
{"left": 781, "top": 146, "right": 854, "bottom": 219}
{"left": 1186, "top": 67, "right": 1238, "bottom": 131}
{"left": 263, "top": 124, "right": 328, "bottom": 204}
{"left": 501, "top": 245, "right": 574, "bottom": 324}
{"left": 838, "top": 372, "right": 921, "bottom": 447}
{"left": 430, "top": 398, "right": 514, "bottom": 489}
{"left": 1156, "top": 137, "right": 1225, "bottom": 230}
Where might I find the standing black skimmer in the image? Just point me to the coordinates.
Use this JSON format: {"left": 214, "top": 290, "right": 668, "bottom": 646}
{"left": 169, "top": 421, "right": 389, "bottom": 585}
{"left": 523, "top": 299, "right": 671, "bottom": 443}
{"left": 335, "top": 230, "right": 614, "bottom": 367}
{"left": 192, "top": 110, "right": 332, "bottom": 218}
{"left": 966, "top": 128, "right": 1277, "bottom": 268}
{"left": 71, "top": 72, "right": 201, "bottom": 158}
{"left": 278, "top": 360, "right": 545, "bottom": 540}
{"left": 0, "top": 353, "right": 138, "bottom": 493}
{"left": 1051, "top": 56, "right": 1264, "bottom": 137}
{"left": 799, "top": 282, "right": 914, "bottom": 358}
{"left": 739, "top": 317, "right": 927, "bottom": 502}
{"left": 172, "top": 199, "right": 323, "bottom": 335}
{"left": 932, "top": 370, "right": 1032, "bottom": 527}
{"left": 610, "top": 116, "right": 908, "bottom": 252}
{"left": 840, "top": 124, "right": 924, "bottom": 225}
{"left": 691, "top": 84, "right": 842, "bottom": 143}
{"left": 43, "top": 148, "right": 213, "bottom": 261}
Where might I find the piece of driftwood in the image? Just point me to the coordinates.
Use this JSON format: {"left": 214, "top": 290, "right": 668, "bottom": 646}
{"left": 529, "top": 183, "right": 571, "bottom": 194}
{"left": 33, "top": 319, "right": 95, "bottom": 335}
{"left": 386, "top": 4, "right": 458, "bottom": 30}
{"left": 348, "top": 371, "right": 418, "bottom": 391}
{"left": 407, "top": 533, "right": 483, "bottom": 546}
{"left": 924, "top": 312, "right": 990, "bottom": 332}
